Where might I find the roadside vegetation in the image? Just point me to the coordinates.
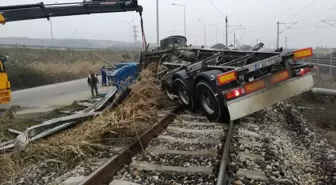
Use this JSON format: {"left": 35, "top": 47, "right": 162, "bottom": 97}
{"left": 0, "top": 67, "right": 175, "bottom": 184}
{"left": 289, "top": 74, "right": 336, "bottom": 148}
{"left": 0, "top": 47, "right": 137, "bottom": 90}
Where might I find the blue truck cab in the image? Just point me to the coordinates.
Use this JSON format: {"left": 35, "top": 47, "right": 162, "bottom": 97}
{"left": 109, "top": 62, "right": 138, "bottom": 90}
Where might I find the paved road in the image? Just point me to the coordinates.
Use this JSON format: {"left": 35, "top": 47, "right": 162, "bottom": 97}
{"left": 0, "top": 78, "right": 111, "bottom": 112}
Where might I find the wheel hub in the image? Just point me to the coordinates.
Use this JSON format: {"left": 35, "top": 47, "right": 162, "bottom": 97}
{"left": 178, "top": 86, "right": 190, "bottom": 105}
{"left": 201, "top": 90, "right": 215, "bottom": 114}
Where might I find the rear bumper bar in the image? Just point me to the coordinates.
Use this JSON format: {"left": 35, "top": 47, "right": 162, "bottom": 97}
{"left": 226, "top": 73, "right": 314, "bottom": 121}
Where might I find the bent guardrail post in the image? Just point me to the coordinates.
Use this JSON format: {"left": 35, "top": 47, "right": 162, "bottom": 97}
{"left": 80, "top": 86, "right": 118, "bottom": 113}
{"left": 0, "top": 139, "right": 16, "bottom": 154}
{"left": 109, "top": 87, "right": 132, "bottom": 110}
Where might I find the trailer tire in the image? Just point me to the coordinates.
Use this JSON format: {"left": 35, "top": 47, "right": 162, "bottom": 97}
{"left": 174, "top": 78, "right": 195, "bottom": 111}
{"left": 196, "top": 80, "right": 227, "bottom": 122}
{"left": 161, "top": 78, "right": 176, "bottom": 101}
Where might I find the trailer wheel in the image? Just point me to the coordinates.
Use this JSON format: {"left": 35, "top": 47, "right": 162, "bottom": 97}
{"left": 161, "top": 78, "right": 175, "bottom": 101}
{"left": 174, "top": 78, "right": 195, "bottom": 110}
{"left": 196, "top": 80, "right": 226, "bottom": 122}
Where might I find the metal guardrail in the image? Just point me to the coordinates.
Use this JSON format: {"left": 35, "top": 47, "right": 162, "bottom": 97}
{"left": 300, "top": 54, "right": 336, "bottom": 77}
{"left": 0, "top": 88, "right": 118, "bottom": 154}
{"left": 311, "top": 87, "right": 336, "bottom": 96}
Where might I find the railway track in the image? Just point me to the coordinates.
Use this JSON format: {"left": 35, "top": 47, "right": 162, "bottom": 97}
{"left": 72, "top": 107, "right": 277, "bottom": 185}
{"left": 58, "top": 104, "right": 334, "bottom": 185}
{"left": 109, "top": 112, "right": 227, "bottom": 185}
{"left": 64, "top": 106, "right": 233, "bottom": 185}
{"left": 228, "top": 117, "right": 270, "bottom": 184}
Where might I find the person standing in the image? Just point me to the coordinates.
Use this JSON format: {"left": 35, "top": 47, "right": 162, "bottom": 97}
{"left": 106, "top": 67, "right": 113, "bottom": 86}
{"left": 88, "top": 70, "right": 99, "bottom": 97}
{"left": 101, "top": 66, "right": 107, "bottom": 86}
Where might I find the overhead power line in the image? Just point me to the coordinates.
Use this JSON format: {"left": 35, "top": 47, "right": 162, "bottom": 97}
{"left": 321, "top": 20, "right": 336, "bottom": 28}
{"left": 294, "top": 0, "right": 334, "bottom": 23}
{"left": 208, "top": 0, "right": 225, "bottom": 21}
{"left": 278, "top": 22, "right": 298, "bottom": 34}
{"left": 282, "top": 0, "right": 320, "bottom": 22}
{"left": 290, "top": 0, "right": 320, "bottom": 17}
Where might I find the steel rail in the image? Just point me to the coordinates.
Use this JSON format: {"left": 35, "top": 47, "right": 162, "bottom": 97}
{"left": 79, "top": 105, "right": 182, "bottom": 185}
{"left": 216, "top": 120, "right": 235, "bottom": 185}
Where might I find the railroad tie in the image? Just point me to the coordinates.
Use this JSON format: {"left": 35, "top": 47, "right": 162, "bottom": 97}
{"left": 130, "top": 161, "right": 214, "bottom": 174}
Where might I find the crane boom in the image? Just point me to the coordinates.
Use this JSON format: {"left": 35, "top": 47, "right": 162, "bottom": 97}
{"left": 0, "top": 0, "right": 143, "bottom": 24}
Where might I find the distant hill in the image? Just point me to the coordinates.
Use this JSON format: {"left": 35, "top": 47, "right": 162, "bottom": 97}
{"left": 0, "top": 37, "right": 143, "bottom": 51}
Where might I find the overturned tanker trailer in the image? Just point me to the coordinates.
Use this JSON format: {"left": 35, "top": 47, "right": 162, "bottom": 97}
{"left": 139, "top": 36, "right": 315, "bottom": 122}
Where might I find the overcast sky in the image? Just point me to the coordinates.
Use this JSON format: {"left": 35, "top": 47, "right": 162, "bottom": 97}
{"left": 1, "top": 0, "right": 336, "bottom": 48}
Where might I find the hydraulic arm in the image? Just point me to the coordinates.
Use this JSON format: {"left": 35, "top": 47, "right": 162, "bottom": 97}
{"left": 0, "top": 0, "right": 143, "bottom": 24}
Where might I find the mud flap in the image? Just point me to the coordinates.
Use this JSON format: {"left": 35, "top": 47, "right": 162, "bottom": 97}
{"left": 226, "top": 74, "right": 314, "bottom": 121}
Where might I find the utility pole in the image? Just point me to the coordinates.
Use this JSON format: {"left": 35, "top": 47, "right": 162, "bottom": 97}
{"left": 276, "top": 21, "right": 297, "bottom": 49}
{"left": 217, "top": 28, "right": 219, "bottom": 43}
{"left": 256, "top": 38, "right": 259, "bottom": 44}
{"left": 124, "top": 20, "right": 134, "bottom": 43}
{"left": 285, "top": 37, "right": 288, "bottom": 49}
{"left": 276, "top": 21, "right": 280, "bottom": 49}
{"left": 204, "top": 23, "right": 207, "bottom": 47}
{"left": 225, "top": 15, "right": 228, "bottom": 46}
{"left": 233, "top": 33, "right": 236, "bottom": 48}
{"left": 73, "top": 30, "right": 76, "bottom": 40}
{"left": 156, "top": 0, "right": 160, "bottom": 46}
{"left": 133, "top": 25, "right": 139, "bottom": 44}
{"left": 172, "top": 3, "right": 187, "bottom": 38}
{"left": 199, "top": 20, "right": 206, "bottom": 47}
{"left": 183, "top": 5, "right": 186, "bottom": 38}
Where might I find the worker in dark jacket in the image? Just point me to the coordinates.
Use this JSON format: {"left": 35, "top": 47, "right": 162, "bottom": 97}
{"left": 88, "top": 70, "right": 99, "bottom": 97}
{"left": 101, "top": 66, "right": 107, "bottom": 86}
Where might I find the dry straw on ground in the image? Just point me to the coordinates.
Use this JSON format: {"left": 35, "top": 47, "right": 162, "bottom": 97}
{"left": 0, "top": 68, "right": 173, "bottom": 182}
{"left": 0, "top": 106, "right": 19, "bottom": 125}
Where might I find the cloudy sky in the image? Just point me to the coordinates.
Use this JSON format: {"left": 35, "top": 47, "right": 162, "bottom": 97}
{"left": 1, "top": 0, "right": 336, "bottom": 48}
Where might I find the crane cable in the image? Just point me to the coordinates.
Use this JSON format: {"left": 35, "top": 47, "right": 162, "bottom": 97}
{"left": 139, "top": 11, "right": 147, "bottom": 51}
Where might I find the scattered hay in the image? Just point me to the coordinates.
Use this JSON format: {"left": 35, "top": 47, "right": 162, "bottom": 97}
{"left": 0, "top": 68, "right": 174, "bottom": 182}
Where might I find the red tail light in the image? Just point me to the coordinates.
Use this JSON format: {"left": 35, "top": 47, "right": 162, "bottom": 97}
{"left": 225, "top": 88, "right": 244, "bottom": 100}
{"left": 298, "top": 67, "right": 310, "bottom": 76}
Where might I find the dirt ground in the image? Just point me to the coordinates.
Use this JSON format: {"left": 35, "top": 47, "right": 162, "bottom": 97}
{"left": 0, "top": 47, "right": 137, "bottom": 90}
{"left": 289, "top": 76, "right": 336, "bottom": 148}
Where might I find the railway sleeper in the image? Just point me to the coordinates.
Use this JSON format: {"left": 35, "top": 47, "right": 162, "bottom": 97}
{"left": 109, "top": 112, "right": 225, "bottom": 185}
{"left": 229, "top": 118, "right": 271, "bottom": 184}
